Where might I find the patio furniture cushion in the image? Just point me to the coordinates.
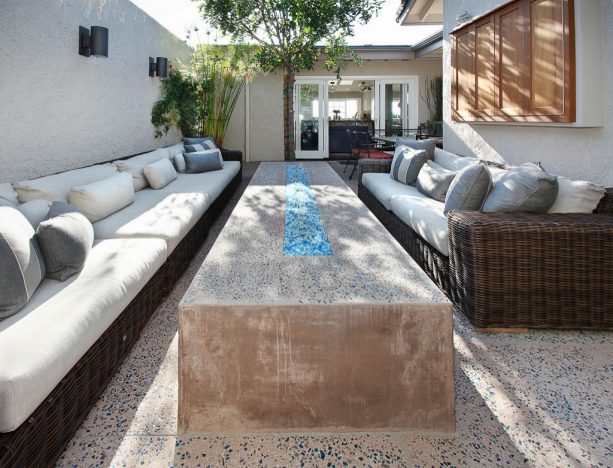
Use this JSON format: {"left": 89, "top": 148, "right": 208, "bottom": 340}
{"left": 0, "top": 237, "right": 167, "bottom": 433}
{"left": 548, "top": 177, "right": 606, "bottom": 213}
{"left": 433, "top": 148, "right": 477, "bottom": 172}
{"left": 361, "top": 172, "right": 421, "bottom": 210}
{"left": 174, "top": 154, "right": 187, "bottom": 173}
{"left": 183, "top": 137, "right": 216, "bottom": 149}
{"left": 165, "top": 143, "right": 185, "bottom": 157}
{"left": 36, "top": 212, "right": 94, "bottom": 282}
{"left": 444, "top": 163, "right": 492, "bottom": 214}
{"left": 124, "top": 148, "right": 170, "bottom": 166}
{"left": 482, "top": 162, "right": 559, "bottom": 213}
{"left": 416, "top": 161, "right": 456, "bottom": 202}
{"left": 113, "top": 160, "right": 149, "bottom": 191}
{"left": 13, "top": 164, "right": 118, "bottom": 203}
{"left": 0, "top": 207, "right": 46, "bottom": 319}
{"left": 396, "top": 137, "right": 436, "bottom": 159}
{"left": 351, "top": 149, "right": 393, "bottom": 159}
{"left": 92, "top": 162, "right": 240, "bottom": 253}
{"left": 184, "top": 144, "right": 207, "bottom": 153}
{"left": 390, "top": 188, "right": 449, "bottom": 256}
{"left": 0, "top": 183, "right": 18, "bottom": 207}
{"left": 17, "top": 199, "right": 53, "bottom": 228}
{"left": 390, "top": 146, "right": 428, "bottom": 185}
{"left": 68, "top": 173, "right": 135, "bottom": 222}
{"left": 144, "top": 158, "right": 177, "bottom": 189}
{"left": 184, "top": 150, "right": 224, "bottom": 173}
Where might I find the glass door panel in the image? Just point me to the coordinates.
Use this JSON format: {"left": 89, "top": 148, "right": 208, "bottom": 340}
{"left": 295, "top": 81, "right": 326, "bottom": 159}
{"left": 378, "top": 79, "right": 418, "bottom": 138}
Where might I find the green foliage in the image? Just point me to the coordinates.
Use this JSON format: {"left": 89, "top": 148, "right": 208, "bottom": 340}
{"left": 151, "top": 44, "right": 258, "bottom": 146}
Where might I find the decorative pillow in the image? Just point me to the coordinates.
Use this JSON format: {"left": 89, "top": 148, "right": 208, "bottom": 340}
{"left": 0, "top": 207, "right": 46, "bottom": 318}
{"left": 165, "top": 143, "right": 185, "bottom": 158}
{"left": 390, "top": 145, "right": 428, "bottom": 185}
{"left": 183, "top": 150, "right": 224, "bottom": 174}
{"left": 174, "top": 153, "right": 187, "bottom": 173}
{"left": 183, "top": 137, "right": 217, "bottom": 149}
{"left": 0, "top": 183, "right": 19, "bottom": 207}
{"left": 46, "top": 201, "right": 79, "bottom": 219}
{"left": 433, "top": 148, "right": 478, "bottom": 172}
{"left": 396, "top": 138, "right": 436, "bottom": 160}
{"left": 113, "top": 160, "right": 148, "bottom": 191}
{"left": 36, "top": 212, "right": 94, "bottom": 281}
{"left": 548, "top": 177, "right": 606, "bottom": 214}
{"left": 144, "top": 158, "right": 177, "bottom": 189}
{"left": 482, "top": 163, "right": 558, "bottom": 213}
{"left": 13, "top": 164, "right": 118, "bottom": 203}
{"left": 68, "top": 172, "right": 135, "bottom": 222}
{"left": 17, "top": 199, "right": 53, "bottom": 228}
{"left": 444, "top": 163, "right": 492, "bottom": 214}
{"left": 416, "top": 162, "right": 456, "bottom": 202}
{"left": 184, "top": 144, "right": 207, "bottom": 153}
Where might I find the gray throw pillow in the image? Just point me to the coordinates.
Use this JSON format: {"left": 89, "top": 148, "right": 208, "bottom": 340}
{"left": 183, "top": 150, "right": 224, "bottom": 174}
{"left": 416, "top": 162, "right": 456, "bottom": 202}
{"left": 444, "top": 163, "right": 492, "bottom": 214}
{"left": 36, "top": 212, "right": 94, "bottom": 281}
{"left": 396, "top": 137, "right": 436, "bottom": 160}
{"left": 0, "top": 207, "right": 46, "bottom": 318}
{"left": 390, "top": 146, "right": 428, "bottom": 185}
{"left": 183, "top": 137, "right": 217, "bottom": 149}
{"left": 482, "top": 162, "right": 559, "bottom": 213}
{"left": 46, "top": 201, "right": 79, "bottom": 219}
{"left": 183, "top": 144, "right": 206, "bottom": 153}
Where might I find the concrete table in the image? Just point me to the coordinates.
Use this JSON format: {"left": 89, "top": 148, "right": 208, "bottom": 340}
{"left": 179, "top": 162, "right": 454, "bottom": 433}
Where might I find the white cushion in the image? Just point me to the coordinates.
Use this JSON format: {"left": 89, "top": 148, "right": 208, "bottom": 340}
{"left": 113, "top": 160, "right": 149, "bottom": 191}
{"left": 390, "top": 188, "right": 450, "bottom": 256}
{"left": 92, "top": 162, "right": 240, "bottom": 253}
{"left": 434, "top": 148, "right": 477, "bottom": 172}
{"left": 165, "top": 143, "right": 185, "bottom": 157}
{"left": 16, "top": 199, "right": 52, "bottom": 228}
{"left": 13, "top": 164, "right": 118, "bottom": 203}
{"left": 0, "top": 183, "right": 18, "bottom": 207}
{"left": 125, "top": 148, "right": 170, "bottom": 166}
{"left": 548, "top": 177, "right": 606, "bottom": 214}
{"left": 174, "top": 153, "right": 186, "bottom": 173}
{"left": 144, "top": 158, "right": 177, "bottom": 189}
{"left": 0, "top": 237, "right": 167, "bottom": 433}
{"left": 69, "top": 173, "right": 135, "bottom": 222}
{"left": 362, "top": 172, "right": 420, "bottom": 210}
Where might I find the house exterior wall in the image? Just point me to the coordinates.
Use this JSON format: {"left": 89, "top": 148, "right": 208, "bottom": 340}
{"left": 0, "top": 0, "right": 192, "bottom": 183}
{"left": 442, "top": 0, "right": 612, "bottom": 186}
{"left": 223, "top": 58, "right": 442, "bottom": 161}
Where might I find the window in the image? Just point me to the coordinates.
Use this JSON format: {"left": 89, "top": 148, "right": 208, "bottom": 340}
{"left": 451, "top": 0, "right": 575, "bottom": 123}
{"left": 328, "top": 98, "right": 360, "bottom": 119}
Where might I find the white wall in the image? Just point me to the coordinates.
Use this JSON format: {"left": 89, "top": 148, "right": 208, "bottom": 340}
{"left": 223, "top": 57, "right": 442, "bottom": 161}
{"left": 0, "top": 0, "right": 192, "bottom": 183}
{"left": 442, "top": 0, "right": 612, "bottom": 186}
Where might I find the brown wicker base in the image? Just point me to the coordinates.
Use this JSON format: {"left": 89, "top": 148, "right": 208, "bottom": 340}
{"left": 0, "top": 155, "right": 242, "bottom": 467}
{"left": 358, "top": 159, "right": 613, "bottom": 330}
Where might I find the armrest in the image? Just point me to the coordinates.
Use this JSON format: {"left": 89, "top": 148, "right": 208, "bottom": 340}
{"left": 221, "top": 148, "right": 243, "bottom": 162}
{"left": 357, "top": 158, "right": 392, "bottom": 184}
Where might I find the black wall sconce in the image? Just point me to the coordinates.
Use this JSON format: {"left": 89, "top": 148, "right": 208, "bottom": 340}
{"left": 79, "top": 26, "right": 109, "bottom": 57}
{"left": 149, "top": 57, "right": 168, "bottom": 78}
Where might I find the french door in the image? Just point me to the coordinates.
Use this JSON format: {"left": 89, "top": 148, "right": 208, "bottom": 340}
{"left": 294, "top": 80, "right": 327, "bottom": 159}
{"left": 376, "top": 78, "right": 419, "bottom": 136}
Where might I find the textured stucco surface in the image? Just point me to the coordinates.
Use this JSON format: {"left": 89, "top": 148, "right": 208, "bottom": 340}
{"left": 442, "top": 0, "right": 612, "bottom": 186}
{"left": 0, "top": 0, "right": 192, "bottom": 183}
{"left": 224, "top": 58, "right": 442, "bottom": 161}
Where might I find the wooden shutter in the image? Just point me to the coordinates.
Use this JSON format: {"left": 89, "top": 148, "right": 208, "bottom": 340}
{"left": 474, "top": 17, "right": 495, "bottom": 119}
{"left": 452, "top": 29, "right": 475, "bottom": 120}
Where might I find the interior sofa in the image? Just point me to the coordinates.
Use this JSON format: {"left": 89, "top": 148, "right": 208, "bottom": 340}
{"left": 358, "top": 147, "right": 613, "bottom": 331}
{"left": 0, "top": 144, "right": 242, "bottom": 467}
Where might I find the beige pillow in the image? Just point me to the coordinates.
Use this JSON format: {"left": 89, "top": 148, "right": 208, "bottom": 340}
{"left": 174, "top": 153, "right": 186, "bottom": 173}
{"left": 144, "top": 158, "right": 177, "bottom": 189}
{"left": 0, "top": 183, "right": 19, "bottom": 206}
{"left": 114, "top": 160, "right": 148, "bottom": 191}
{"left": 548, "top": 177, "right": 606, "bottom": 213}
{"left": 68, "top": 173, "right": 134, "bottom": 222}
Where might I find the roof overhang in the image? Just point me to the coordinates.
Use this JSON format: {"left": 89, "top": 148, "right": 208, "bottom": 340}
{"left": 396, "top": 0, "right": 443, "bottom": 25}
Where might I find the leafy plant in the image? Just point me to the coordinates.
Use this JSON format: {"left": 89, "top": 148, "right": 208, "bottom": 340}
{"left": 196, "top": 0, "right": 382, "bottom": 160}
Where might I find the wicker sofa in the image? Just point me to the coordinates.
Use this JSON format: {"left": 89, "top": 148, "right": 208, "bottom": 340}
{"left": 0, "top": 146, "right": 242, "bottom": 467}
{"left": 358, "top": 152, "right": 613, "bottom": 331}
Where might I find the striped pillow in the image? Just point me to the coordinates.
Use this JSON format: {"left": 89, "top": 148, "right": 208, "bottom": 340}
{"left": 184, "top": 144, "right": 206, "bottom": 153}
{"left": 390, "top": 145, "right": 428, "bottom": 185}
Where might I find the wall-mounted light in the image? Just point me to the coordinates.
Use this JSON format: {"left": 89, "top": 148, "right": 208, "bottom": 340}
{"left": 149, "top": 57, "right": 168, "bottom": 78}
{"left": 79, "top": 26, "right": 109, "bottom": 57}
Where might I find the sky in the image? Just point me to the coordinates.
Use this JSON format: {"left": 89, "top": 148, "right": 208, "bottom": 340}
{"left": 129, "top": 0, "right": 441, "bottom": 47}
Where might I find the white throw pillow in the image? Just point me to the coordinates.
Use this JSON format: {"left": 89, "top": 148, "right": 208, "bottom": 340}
{"left": 144, "top": 158, "right": 177, "bottom": 189}
{"left": 13, "top": 164, "right": 118, "bottom": 203}
{"left": 16, "top": 199, "right": 53, "bottom": 228}
{"left": 68, "top": 173, "right": 135, "bottom": 222}
{"left": 166, "top": 143, "right": 185, "bottom": 158}
{"left": 433, "top": 148, "right": 477, "bottom": 172}
{"left": 548, "top": 177, "right": 606, "bottom": 213}
{"left": 0, "top": 183, "right": 19, "bottom": 206}
{"left": 113, "top": 160, "right": 148, "bottom": 191}
{"left": 174, "top": 153, "right": 187, "bottom": 173}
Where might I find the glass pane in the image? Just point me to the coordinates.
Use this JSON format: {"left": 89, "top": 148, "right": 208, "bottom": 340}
{"left": 384, "top": 84, "right": 403, "bottom": 136}
{"left": 298, "top": 84, "right": 319, "bottom": 151}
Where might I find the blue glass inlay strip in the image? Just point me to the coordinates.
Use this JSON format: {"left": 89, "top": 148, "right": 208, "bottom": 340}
{"left": 284, "top": 165, "right": 333, "bottom": 256}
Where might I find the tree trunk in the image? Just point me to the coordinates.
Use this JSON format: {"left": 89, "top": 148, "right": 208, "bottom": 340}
{"left": 283, "top": 71, "right": 296, "bottom": 160}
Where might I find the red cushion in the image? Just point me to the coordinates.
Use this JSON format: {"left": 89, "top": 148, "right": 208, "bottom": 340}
{"left": 355, "top": 149, "right": 392, "bottom": 159}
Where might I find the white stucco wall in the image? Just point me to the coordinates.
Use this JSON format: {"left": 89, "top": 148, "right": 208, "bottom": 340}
{"left": 0, "top": 0, "right": 192, "bottom": 183}
{"left": 442, "top": 0, "right": 612, "bottom": 186}
{"left": 223, "top": 57, "right": 442, "bottom": 161}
